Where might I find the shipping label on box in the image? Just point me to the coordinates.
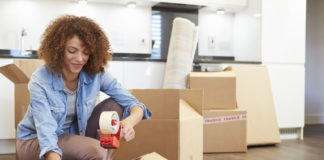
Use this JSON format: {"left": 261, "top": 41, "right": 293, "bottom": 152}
{"left": 203, "top": 109, "right": 247, "bottom": 153}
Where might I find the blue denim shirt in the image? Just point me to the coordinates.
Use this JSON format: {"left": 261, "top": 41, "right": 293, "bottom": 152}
{"left": 17, "top": 65, "right": 152, "bottom": 159}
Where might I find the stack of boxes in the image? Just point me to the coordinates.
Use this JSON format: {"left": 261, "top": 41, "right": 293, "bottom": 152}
{"left": 189, "top": 71, "right": 247, "bottom": 153}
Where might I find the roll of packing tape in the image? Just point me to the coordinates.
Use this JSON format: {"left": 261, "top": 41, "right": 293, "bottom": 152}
{"left": 99, "top": 111, "right": 120, "bottom": 134}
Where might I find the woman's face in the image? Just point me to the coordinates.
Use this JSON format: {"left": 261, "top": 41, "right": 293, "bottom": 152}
{"left": 63, "top": 35, "right": 90, "bottom": 75}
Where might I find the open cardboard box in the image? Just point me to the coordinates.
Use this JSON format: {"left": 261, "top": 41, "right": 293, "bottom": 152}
{"left": 113, "top": 89, "right": 203, "bottom": 160}
{"left": 188, "top": 71, "right": 236, "bottom": 109}
{"left": 0, "top": 59, "right": 44, "bottom": 128}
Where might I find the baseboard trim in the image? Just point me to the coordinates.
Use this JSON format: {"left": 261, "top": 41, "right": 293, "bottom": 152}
{"left": 280, "top": 127, "right": 303, "bottom": 140}
{"left": 0, "top": 139, "right": 16, "bottom": 154}
{"left": 305, "top": 114, "right": 324, "bottom": 124}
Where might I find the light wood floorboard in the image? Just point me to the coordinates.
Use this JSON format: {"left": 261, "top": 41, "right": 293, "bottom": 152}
{"left": 1, "top": 124, "right": 323, "bottom": 160}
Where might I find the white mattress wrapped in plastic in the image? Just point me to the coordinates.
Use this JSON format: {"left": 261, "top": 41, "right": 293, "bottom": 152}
{"left": 163, "top": 17, "right": 198, "bottom": 89}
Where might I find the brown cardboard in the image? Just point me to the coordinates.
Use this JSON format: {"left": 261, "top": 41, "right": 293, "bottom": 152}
{"left": 134, "top": 152, "right": 168, "bottom": 160}
{"left": 113, "top": 89, "right": 203, "bottom": 160}
{"left": 0, "top": 59, "right": 44, "bottom": 127}
{"left": 225, "top": 65, "right": 281, "bottom": 145}
{"left": 189, "top": 71, "right": 236, "bottom": 109}
{"left": 203, "top": 109, "right": 247, "bottom": 153}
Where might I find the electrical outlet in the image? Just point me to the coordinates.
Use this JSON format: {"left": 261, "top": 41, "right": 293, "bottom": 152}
{"left": 140, "top": 38, "right": 145, "bottom": 45}
{"left": 208, "top": 36, "right": 215, "bottom": 48}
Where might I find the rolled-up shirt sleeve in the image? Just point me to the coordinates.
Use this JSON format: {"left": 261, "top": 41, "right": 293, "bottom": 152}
{"left": 28, "top": 76, "right": 62, "bottom": 159}
{"left": 100, "top": 71, "right": 152, "bottom": 119}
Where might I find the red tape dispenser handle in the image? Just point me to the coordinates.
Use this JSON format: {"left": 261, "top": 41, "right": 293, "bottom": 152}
{"left": 99, "top": 111, "right": 122, "bottom": 149}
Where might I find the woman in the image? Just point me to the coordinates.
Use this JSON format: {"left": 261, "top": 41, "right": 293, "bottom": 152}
{"left": 16, "top": 15, "right": 151, "bottom": 160}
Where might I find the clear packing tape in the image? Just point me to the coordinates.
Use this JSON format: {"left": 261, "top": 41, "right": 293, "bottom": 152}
{"left": 163, "top": 17, "right": 198, "bottom": 89}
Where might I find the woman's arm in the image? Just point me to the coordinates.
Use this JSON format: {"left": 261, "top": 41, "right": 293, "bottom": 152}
{"left": 28, "top": 76, "right": 63, "bottom": 159}
{"left": 100, "top": 71, "right": 152, "bottom": 120}
{"left": 45, "top": 151, "right": 61, "bottom": 160}
{"left": 120, "top": 106, "right": 144, "bottom": 142}
{"left": 100, "top": 71, "right": 151, "bottom": 141}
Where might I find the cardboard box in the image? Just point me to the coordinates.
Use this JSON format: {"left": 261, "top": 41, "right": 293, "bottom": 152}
{"left": 134, "top": 152, "right": 167, "bottom": 160}
{"left": 113, "top": 89, "right": 203, "bottom": 160}
{"left": 0, "top": 59, "right": 44, "bottom": 127}
{"left": 189, "top": 71, "right": 236, "bottom": 109}
{"left": 203, "top": 109, "right": 247, "bottom": 153}
{"left": 225, "top": 65, "right": 281, "bottom": 145}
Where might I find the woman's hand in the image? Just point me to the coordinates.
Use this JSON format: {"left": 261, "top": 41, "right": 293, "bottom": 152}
{"left": 120, "top": 119, "right": 135, "bottom": 142}
{"left": 119, "top": 106, "right": 144, "bottom": 142}
{"left": 45, "top": 151, "right": 61, "bottom": 160}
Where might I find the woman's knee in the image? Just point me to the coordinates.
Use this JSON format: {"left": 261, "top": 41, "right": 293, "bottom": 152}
{"left": 16, "top": 138, "right": 40, "bottom": 160}
{"left": 59, "top": 134, "right": 106, "bottom": 160}
{"left": 93, "top": 98, "right": 124, "bottom": 119}
{"left": 85, "top": 145, "right": 106, "bottom": 160}
{"left": 64, "top": 144, "right": 106, "bottom": 160}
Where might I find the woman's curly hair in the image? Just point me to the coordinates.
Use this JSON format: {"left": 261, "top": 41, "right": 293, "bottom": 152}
{"left": 38, "top": 15, "right": 112, "bottom": 75}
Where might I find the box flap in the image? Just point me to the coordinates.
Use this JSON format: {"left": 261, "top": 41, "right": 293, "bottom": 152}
{"left": 179, "top": 99, "right": 202, "bottom": 120}
{"left": 15, "top": 84, "right": 30, "bottom": 128}
{"left": 13, "top": 59, "right": 44, "bottom": 79}
{"left": 225, "top": 65, "right": 281, "bottom": 145}
{"left": 134, "top": 152, "right": 168, "bottom": 160}
{"left": 179, "top": 114, "right": 203, "bottom": 160}
{"left": 0, "top": 64, "right": 29, "bottom": 83}
{"left": 179, "top": 89, "right": 203, "bottom": 115}
{"left": 130, "top": 89, "right": 203, "bottom": 119}
{"left": 130, "top": 89, "right": 180, "bottom": 119}
{"left": 0, "top": 59, "right": 44, "bottom": 83}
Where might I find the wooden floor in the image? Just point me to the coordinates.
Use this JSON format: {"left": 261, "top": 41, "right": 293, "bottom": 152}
{"left": 204, "top": 124, "right": 324, "bottom": 160}
{"left": 1, "top": 124, "right": 323, "bottom": 160}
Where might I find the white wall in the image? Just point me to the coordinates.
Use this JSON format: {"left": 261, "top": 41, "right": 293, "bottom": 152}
{"left": 0, "top": 0, "right": 152, "bottom": 53}
{"left": 305, "top": 0, "right": 324, "bottom": 124}
{"left": 198, "top": 0, "right": 261, "bottom": 60}
{"left": 198, "top": 11, "right": 234, "bottom": 57}
{"left": 233, "top": 0, "right": 261, "bottom": 61}
{"left": 0, "top": 0, "right": 262, "bottom": 61}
